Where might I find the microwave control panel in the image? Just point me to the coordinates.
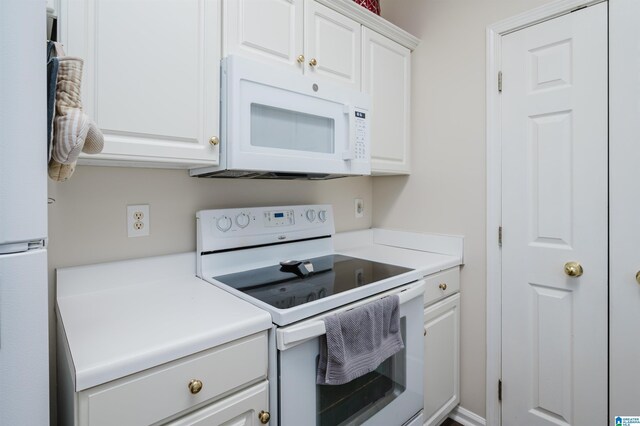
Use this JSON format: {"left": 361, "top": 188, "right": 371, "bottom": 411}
{"left": 354, "top": 111, "right": 368, "bottom": 160}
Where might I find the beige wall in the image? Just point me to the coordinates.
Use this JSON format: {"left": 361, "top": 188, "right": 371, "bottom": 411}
{"left": 48, "top": 166, "right": 372, "bottom": 281}
{"left": 376, "top": 0, "right": 554, "bottom": 418}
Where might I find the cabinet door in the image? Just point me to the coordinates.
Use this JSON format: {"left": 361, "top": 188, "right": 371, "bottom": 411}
{"left": 63, "top": 0, "right": 220, "bottom": 167}
{"left": 304, "top": 0, "right": 361, "bottom": 90}
{"left": 423, "top": 294, "right": 460, "bottom": 426}
{"left": 224, "top": 0, "right": 304, "bottom": 72}
{"left": 362, "top": 28, "right": 411, "bottom": 174}
{"left": 167, "top": 381, "right": 269, "bottom": 426}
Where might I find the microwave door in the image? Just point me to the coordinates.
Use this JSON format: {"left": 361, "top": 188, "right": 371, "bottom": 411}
{"left": 231, "top": 80, "right": 350, "bottom": 174}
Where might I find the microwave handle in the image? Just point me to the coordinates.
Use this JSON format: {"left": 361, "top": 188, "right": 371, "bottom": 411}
{"left": 276, "top": 280, "right": 425, "bottom": 351}
{"left": 342, "top": 104, "right": 356, "bottom": 161}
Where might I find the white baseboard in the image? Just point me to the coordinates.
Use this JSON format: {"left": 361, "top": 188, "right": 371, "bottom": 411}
{"left": 448, "top": 406, "right": 486, "bottom": 426}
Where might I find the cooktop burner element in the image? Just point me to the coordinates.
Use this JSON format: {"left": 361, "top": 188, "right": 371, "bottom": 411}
{"left": 213, "top": 255, "right": 412, "bottom": 309}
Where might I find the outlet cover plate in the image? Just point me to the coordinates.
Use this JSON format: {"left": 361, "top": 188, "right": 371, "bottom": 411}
{"left": 127, "top": 204, "right": 149, "bottom": 237}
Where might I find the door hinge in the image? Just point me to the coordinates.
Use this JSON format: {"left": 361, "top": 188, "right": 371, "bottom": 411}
{"left": 498, "top": 379, "right": 502, "bottom": 401}
{"left": 498, "top": 71, "right": 503, "bottom": 93}
{"left": 498, "top": 226, "right": 503, "bottom": 247}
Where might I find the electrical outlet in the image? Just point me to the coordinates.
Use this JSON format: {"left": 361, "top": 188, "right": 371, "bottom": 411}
{"left": 354, "top": 198, "right": 364, "bottom": 218}
{"left": 127, "top": 205, "right": 149, "bottom": 237}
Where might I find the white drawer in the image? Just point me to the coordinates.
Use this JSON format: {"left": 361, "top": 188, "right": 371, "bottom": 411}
{"left": 423, "top": 267, "right": 460, "bottom": 306}
{"left": 79, "top": 332, "right": 268, "bottom": 426}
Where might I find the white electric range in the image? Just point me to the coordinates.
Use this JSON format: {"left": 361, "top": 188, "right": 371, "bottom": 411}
{"left": 196, "top": 205, "right": 425, "bottom": 426}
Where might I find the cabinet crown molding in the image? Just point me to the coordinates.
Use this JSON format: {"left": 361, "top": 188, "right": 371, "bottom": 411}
{"left": 316, "top": 0, "right": 420, "bottom": 50}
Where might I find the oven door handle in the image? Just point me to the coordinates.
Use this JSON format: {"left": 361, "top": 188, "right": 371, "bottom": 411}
{"left": 276, "top": 280, "right": 425, "bottom": 351}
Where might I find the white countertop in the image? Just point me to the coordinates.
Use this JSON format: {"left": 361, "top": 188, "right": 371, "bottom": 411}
{"left": 56, "top": 252, "right": 272, "bottom": 391}
{"left": 57, "top": 228, "right": 463, "bottom": 392}
{"left": 334, "top": 228, "right": 463, "bottom": 276}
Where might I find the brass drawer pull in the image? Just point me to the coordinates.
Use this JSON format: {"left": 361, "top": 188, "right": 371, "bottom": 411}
{"left": 438, "top": 283, "right": 447, "bottom": 291}
{"left": 188, "top": 379, "right": 203, "bottom": 394}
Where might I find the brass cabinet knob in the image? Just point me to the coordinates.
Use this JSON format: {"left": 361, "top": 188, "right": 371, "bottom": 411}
{"left": 258, "top": 410, "right": 270, "bottom": 424}
{"left": 438, "top": 283, "right": 447, "bottom": 291}
{"left": 297, "top": 54, "right": 305, "bottom": 63}
{"left": 564, "top": 262, "right": 583, "bottom": 278}
{"left": 636, "top": 271, "right": 640, "bottom": 285}
{"left": 188, "top": 379, "right": 203, "bottom": 394}
{"left": 209, "top": 136, "right": 219, "bottom": 146}
{"left": 423, "top": 328, "right": 427, "bottom": 336}
{"left": 309, "top": 58, "right": 318, "bottom": 67}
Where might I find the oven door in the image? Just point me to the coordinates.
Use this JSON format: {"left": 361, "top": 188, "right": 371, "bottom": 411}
{"left": 222, "top": 55, "right": 371, "bottom": 176}
{"left": 277, "top": 280, "right": 424, "bottom": 426}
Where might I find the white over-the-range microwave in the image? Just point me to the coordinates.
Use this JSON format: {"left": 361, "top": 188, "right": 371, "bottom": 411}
{"left": 190, "top": 55, "right": 371, "bottom": 179}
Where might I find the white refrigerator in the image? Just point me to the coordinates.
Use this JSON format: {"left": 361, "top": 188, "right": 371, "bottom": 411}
{"left": 0, "top": 0, "right": 50, "bottom": 424}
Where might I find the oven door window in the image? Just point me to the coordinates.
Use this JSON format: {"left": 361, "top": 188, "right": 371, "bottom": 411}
{"left": 316, "top": 318, "right": 407, "bottom": 426}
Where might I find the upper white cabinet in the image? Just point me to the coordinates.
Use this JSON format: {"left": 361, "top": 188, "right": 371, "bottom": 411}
{"left": 223, "top": 0, "right": 304, "bottom": 72}
{"left": 363, "top": 27, "right": 411, "bottom": 174}
{"left": 62, "top": 0, "right": 418, "bottom": 171}
{"left": 304, "top": 0, "right": 361, "bottom": 90}
{"left": 224, "top": 0, "right": 361, "bottom": 90}
{"left": 62, "top": 0, "right": 221, "bottom": 167}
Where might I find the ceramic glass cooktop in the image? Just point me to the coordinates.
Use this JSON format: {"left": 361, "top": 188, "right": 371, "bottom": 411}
{"left": 213, "top": 255, "right": 413, "bottom": 310}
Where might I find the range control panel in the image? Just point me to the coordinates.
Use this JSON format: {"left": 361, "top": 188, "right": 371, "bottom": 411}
{"left": 197, "top": 205, "right": 335, "bottom": 252}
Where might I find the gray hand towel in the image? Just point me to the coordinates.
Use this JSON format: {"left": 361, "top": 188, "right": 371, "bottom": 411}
{"left": 317, "top": 294, "right": 404, "bottom": 385}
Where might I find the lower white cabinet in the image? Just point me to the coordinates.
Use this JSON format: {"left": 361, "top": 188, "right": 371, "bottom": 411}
{"left": 167, "top": 381, "right": 269, "bottom": 426}
{"left": 422, "top": 269, "right": 461, "bottom": 426}
{"left": 58, "top": 332, "right": 270, "bottom": 426}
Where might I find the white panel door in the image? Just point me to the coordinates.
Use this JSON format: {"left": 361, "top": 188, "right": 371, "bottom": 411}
{"left": 501, "top": 4, "right": 607, "bottom": 426}
{"left": 304, "top": 0, "right": 361, "bottom": 90}
{"left": 423, "top": 294, "right": 460, "bottom": 426}
{"left": 63, "top": 0, "right": 220, "bottom": 166}
{"left": 362, "top": 27, "right": 411, "bottom": 175}
{"left": 610, "top": 0, "right": 640, "bottom": 419}
{"left": 224, "top": 0, "right": 304, "bottom": 72}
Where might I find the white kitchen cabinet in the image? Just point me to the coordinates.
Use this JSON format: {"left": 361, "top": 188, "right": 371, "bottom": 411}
{"left": 223, "top": 0, "right": 361, "bottom": 90}
{"left": 61, "top": 0, "right": 220, "bottom": 167}
{"left": 223, "top": 0, "right": 304, "bottom": 73}
{"left": 167, "top": 381, "right": 269, "bottom": 426}
{"left": 422, "top": 268, "right": 460, "bottom": 426}
{"left": 58, "top": 331, "right": 270, "bottom": 426}
{"left": 363, "top": 27, "right": 411, "bottom": 174}
{"left": 304, "top": 0, "right": 362, "bottom": 90}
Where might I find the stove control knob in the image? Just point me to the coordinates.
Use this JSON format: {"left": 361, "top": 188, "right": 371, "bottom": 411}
{"left": 305, "top": 209, "right": 316, "bottom": 222}
{"left": 235, "top": 213, "right": 250, "bottom": 228}
{"left": 216, "top": 216, "right": 232, "bottom": 232}
{"left": 318, "top": 210, "right": 327, "bottom": 222}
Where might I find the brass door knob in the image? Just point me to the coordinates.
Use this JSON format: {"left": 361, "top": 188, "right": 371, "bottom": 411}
{"left": 636, "top": 271, "right": 640, "bottom": 285}
{"left": 309, "top": 58, "right": 318, "bottom": 67}
{"left": 297, "top": 54, "right": 305, "bottom": 63}
{"left": 209, "top": 136, "right": 219, "bottom": 146}
{"left": 188, "top": 379, "right": 203, "bottom": 394}
{"left": 438, "top": 283, "right": 447, "bottom": 291}
{"left": 564, "top": 262, "right": 583, "bottom": 278}
{"left": 258, "top": 410, "right": 271, "bottom": 424}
